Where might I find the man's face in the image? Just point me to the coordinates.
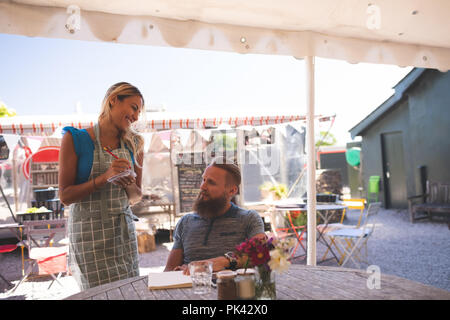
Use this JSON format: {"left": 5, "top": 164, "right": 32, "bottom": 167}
{"left": 193, "top": 166, "right": 236, "bottom": 218}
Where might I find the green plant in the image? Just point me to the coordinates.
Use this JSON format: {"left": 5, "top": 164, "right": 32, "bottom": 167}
{"left": 315, "top": 131, "right": 336, "bottom": 147}
{"left": 0, "top": 101, "right": 16, "bottom": 118}
{"left": 259, "top": 182, "right": 288, "bottom": 200}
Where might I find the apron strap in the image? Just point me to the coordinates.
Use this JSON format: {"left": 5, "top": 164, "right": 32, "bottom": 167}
{"left": 94, "top": 123, "right": 110, "bottom": 222}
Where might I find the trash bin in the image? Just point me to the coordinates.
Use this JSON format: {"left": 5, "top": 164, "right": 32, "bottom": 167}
{"left": 368, "top": 176, "right": 380, "bottom": 202}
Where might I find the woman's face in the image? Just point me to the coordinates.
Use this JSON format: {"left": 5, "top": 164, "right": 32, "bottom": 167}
{"left": 109, "top": 95, "right": 143, "bottom": 131}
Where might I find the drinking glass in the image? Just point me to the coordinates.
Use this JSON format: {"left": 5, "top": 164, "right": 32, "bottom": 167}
{"left": 188, "top": 261, "right": 213, "bottom": 294}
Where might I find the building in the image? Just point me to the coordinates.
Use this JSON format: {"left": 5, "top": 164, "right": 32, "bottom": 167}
{"left": 349, "top": 68, "right": 450, "bottom": 208}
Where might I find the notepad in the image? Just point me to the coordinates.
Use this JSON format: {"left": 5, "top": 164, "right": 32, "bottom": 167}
{"left": 147, "top": 271, "right": 192, "bottom": 290}
{"left": 107, "top": 169, "right": 137, "bottom": 183}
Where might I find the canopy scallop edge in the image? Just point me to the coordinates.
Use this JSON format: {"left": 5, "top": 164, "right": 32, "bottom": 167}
{"left": 0, "top": 0, "right": 449, "bottom": 70}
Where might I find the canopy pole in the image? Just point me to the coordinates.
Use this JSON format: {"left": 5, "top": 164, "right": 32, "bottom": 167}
{"left": 305, "top": 56, "right": 317, "bottom": 266}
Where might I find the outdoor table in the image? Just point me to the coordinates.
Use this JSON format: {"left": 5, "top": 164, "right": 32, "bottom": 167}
{"left": 301, "top": 204, "right": 347, "bottom": 264}
{"left": 273, "top": 204, "right": 347, "bottom": 264}
{"left": 64, "top": 264, "right": 450, "bottom": 300}
{"left": 0, "top": 223, "right": 23, "bottom": 242}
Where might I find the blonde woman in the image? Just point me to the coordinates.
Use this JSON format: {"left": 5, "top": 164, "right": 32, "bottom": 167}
{"left": 59, "top": 82, "right": 145, "bottom": 290}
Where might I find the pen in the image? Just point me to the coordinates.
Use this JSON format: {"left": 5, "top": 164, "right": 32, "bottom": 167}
{"left": 103, "top": 146, "right": 131, "bottom": 169}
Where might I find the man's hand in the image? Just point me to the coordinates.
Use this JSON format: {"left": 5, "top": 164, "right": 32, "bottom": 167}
{"left": 174, "top": 264, "right": 189, "bottom": 275}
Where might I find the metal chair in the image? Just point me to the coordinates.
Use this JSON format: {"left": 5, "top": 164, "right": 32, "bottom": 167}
{"left": 325, "top": 202, "right": 382, "bottom": 268}
{"left": 270, "top": 204, "right": 307, "bottom": 261}
{"left": 9, "top": 219, "right": 68, "bottom": 293}
{"left": 318, "top": 198, "right": 367, "bottom": 261}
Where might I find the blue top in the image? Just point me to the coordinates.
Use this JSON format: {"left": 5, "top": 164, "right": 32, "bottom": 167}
{"left": 172, "top": 202, "right": 265, "bottom": 264}
{"left": 62, "top": 126, "right": 135, "bottom": 184}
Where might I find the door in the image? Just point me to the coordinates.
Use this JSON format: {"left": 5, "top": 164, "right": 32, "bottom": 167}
{"left": 381, "top": 132, "right": 407, "bottom": 208}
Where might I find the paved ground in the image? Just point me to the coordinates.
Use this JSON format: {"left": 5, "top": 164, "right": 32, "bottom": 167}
{"left": 0, "top": 207, "right": 449, "bottom": 299}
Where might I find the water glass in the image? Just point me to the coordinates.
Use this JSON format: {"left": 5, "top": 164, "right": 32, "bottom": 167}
{"left": 188, "top": 261, "right": 213, "bottom": 294}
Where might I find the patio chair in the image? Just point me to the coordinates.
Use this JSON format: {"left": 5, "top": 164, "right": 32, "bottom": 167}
{"left": 270, "top": 204, "right": 307, "bottom": 261}
{"left": 318, "top": 198, "right": 367, "bottom": 261}
{"left": 325, "top": 202, "right": 381, "bottom": 268}
{"left": 9, "top": 219, "right": 68, "bottom": 293}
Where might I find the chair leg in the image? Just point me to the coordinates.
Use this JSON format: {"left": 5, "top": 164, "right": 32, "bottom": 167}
{"left": 0, "top": 272, "right": 13, "bottom": 289}
{"left": 341, "top": 237, "right": 365, "bottom": 268}
{"left": 47, "top": 272, "right": 64, "bottom": 289}
{"left": 8, "top": 262, "right": 34, "bottom": 294}
{"left": 356, "top": 209, "right": 364, "bottom": 227}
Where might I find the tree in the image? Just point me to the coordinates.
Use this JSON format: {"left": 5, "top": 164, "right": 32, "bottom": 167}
{"left": 0, "top": 101, "right": 17, "bottom": 118}
{"left": 316, "top": 131, "right": 337, "bottom": 147}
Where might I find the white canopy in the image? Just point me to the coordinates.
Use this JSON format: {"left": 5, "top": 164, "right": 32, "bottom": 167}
{"left": 1, "top": 0, "right": 449, "bottom": 70}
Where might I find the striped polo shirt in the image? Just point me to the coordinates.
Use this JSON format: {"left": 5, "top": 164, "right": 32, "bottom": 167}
{"left": 172, "top": 202, "right": 265, "bottom": 264}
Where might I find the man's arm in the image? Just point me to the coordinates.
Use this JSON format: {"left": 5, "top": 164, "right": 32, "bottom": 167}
{"left": 185, "top": 232, "right": 267, "bottom": 275}
{"left": 164, "top": 248, "right": 184, "bottom": 271}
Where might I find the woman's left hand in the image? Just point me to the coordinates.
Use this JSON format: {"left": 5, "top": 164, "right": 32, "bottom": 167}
{"left": 112, "top": 175, "right": 136, "bottom": 188}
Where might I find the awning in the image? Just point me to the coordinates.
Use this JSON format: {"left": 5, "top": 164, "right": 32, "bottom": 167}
{"left": 1, "top": 1, "right": 449, "bottom": 70}
{"left": 0, "top": 112, "right": 332, "bottom": 136}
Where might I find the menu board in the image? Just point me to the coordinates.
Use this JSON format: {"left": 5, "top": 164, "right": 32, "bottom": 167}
{"left": 176, "top": 153, "right": 206, "bottom": 213}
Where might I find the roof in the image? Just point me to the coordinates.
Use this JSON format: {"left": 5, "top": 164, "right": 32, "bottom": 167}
{"left": 349, "top": 68, "right": 427, "bottom": 138}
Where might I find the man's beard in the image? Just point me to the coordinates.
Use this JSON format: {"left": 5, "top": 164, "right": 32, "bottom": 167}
{"left": 193, "top": 191, "right": 228, "bottom": 219}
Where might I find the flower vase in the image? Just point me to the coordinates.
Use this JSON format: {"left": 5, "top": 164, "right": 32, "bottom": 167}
{"left": 255, "top": 266, "right": 276, "bottom": 300}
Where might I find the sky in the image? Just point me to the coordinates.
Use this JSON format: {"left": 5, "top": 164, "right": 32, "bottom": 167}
{"left": 0, "top": 33, "right": 412, "bottom": 145}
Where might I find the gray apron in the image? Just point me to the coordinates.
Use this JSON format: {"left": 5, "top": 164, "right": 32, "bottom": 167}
{"left": 68, "top": 124, "right": 139, "bottom": 290}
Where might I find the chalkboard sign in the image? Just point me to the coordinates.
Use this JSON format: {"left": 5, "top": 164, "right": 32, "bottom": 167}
{"left": 176, "top": 153, "right": 206, "bottom": 213}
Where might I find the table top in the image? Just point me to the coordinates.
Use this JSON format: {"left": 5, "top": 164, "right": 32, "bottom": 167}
{"left": 0, "top": 223, "right": 22, "bottom": 229}
{"left": 64, "top": 264, "right": 450, "bottom": 300}
{"left": 274, "top": 204, "right": 347, "bottom": 211}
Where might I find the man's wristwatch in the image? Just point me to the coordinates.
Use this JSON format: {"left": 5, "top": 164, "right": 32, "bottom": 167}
{"left": 224, "top": 252, "right": 237, "bottom": 271}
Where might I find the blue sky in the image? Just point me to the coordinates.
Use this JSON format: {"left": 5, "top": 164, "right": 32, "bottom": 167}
{"left": 0, "top": 33, "right": 412, "bottom": 144}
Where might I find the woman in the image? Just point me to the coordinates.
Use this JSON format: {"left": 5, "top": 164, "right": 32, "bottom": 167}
{"left": 59, "top": 82, "right": 145, "bottom": 290}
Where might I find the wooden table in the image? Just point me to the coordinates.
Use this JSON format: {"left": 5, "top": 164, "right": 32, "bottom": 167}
{"left": 64, "top": 264, "right": 450, "bottom": 300}
{"left": 0, "top": 223, "right": 23, "bottom": 241}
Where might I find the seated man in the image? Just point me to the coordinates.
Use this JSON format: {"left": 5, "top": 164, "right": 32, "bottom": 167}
{"left": 164, "top": 157, "right": 265, "bottom": 273}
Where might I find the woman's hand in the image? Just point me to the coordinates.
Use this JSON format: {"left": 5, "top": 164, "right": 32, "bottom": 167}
{"left": 104, "top": 158, "right": 135, "bottom": 188}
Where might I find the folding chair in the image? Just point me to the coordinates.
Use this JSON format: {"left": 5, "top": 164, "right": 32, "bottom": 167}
{"left": 341, "top": 198, "right": 367, "bottom": 227}
{"left": 270, "top": 204, "right": 307, "bottom": 260}
{"left": 10, "top": 219, "right": 68, "bottom": 293}
{"left": 325, "top": 202, "right": 381, "bottom": 268}
{"left": 318, "top": 198, "right": 367, "bottom": 261}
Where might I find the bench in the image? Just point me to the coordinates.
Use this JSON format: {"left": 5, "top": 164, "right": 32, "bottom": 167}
{"left": 408, "top": 180, "right": 450, "bottom": 228}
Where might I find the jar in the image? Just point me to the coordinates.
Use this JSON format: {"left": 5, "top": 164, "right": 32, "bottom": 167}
{"left": 235, "top": 268, "right": 256, "bottom": 300}
{"left": 217, "top": 270, "right": 237, "bottom": 300}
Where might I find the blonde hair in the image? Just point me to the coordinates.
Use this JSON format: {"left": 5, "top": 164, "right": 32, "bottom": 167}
{"left": 99, "top": 82, "right": 145, "bottom": 166}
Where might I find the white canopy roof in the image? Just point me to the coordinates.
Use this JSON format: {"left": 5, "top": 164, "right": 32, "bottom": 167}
{"left": 1, "top": 0, "right": 449, "bottom": 70}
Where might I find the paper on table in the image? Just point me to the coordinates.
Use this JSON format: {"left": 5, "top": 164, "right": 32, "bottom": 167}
{"left": 147, "top": 271, "right": 192, "bottom": 290}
